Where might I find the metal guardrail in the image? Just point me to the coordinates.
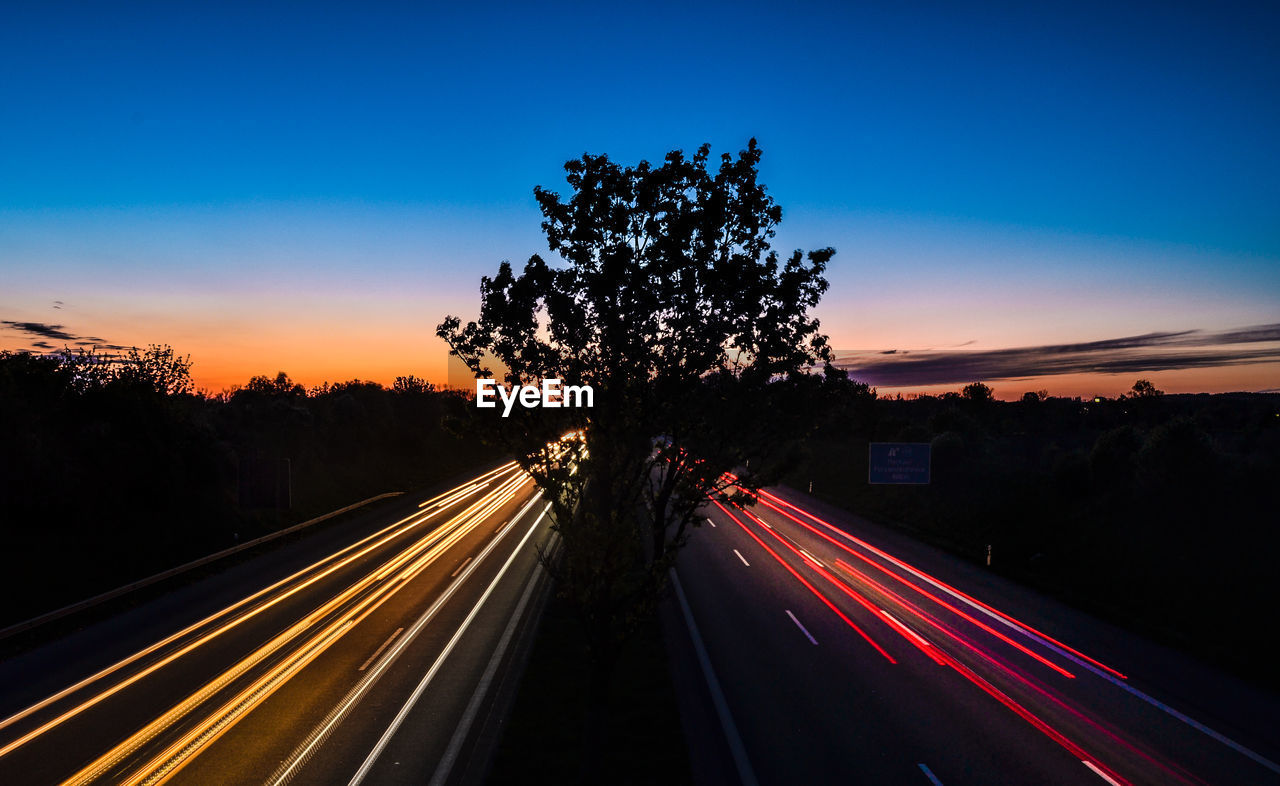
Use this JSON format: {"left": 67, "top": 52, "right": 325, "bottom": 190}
{"left": 0, "top": 491, "right": 405, "bottom": 641}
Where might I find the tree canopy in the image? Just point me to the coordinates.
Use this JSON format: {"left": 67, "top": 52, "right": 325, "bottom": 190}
{"left": 438, "top": 140, "right": 843, "bottom": 720}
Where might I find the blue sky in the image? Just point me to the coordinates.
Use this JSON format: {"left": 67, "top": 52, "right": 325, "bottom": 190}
{"left": 2, "top": 2, "right": 1278, "bottom": 394}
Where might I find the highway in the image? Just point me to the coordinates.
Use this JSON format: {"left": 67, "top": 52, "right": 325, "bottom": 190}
{"left": 671, "top": 483, "right": 1280, "bottom": 786}
{"left": 0, "top": 461, "right": 554, "bottom": 785}
{"left": 6, "top": 459, "right": 1278, "bottom": 786}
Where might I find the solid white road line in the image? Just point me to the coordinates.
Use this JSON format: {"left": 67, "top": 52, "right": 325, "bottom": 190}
{"left": 785, "top": 610, "right": 818, "bottom": 646}
{"left": 427, "top": 533, "right": 558, "bottom": 786}
{"left": 669, "top": 569, "right": 759, "bottom": 786}
{"left": 733, "top": 549, "right": 750, "bottom": 567}
{"left": 358, "top": 628, "right": 403, "bottom": 672}
{"left": 347, "top": 504, "right": 551, "bottom": 786}
{"left": 267, "top": 492, "right": 543, "bottom": 786}
{"left": 917, "top": 762, "right": 944, "bottom": 785}
{"left": 1082, "top": 760, "right": 1122, "bottom": 785}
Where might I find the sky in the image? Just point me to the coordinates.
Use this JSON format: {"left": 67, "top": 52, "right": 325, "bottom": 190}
{"left": 2, "top": 2, "right": 1278, "bottom": 398}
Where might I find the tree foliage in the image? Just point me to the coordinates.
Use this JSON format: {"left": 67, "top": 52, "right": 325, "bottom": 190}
{"left": 1129, "top": 378, "right": 1163, "bottom": 398}
{"left": 438, "top": 140, "right": 841, "bottom": 712}
{"left": 792, "top": 384, "right": 1280, "bottom": 688}
{"left": 0, "top": 348, "right": 499, "bottom": 627}
{"left": 962, "top": 381, "right": 994, "bottom": 403}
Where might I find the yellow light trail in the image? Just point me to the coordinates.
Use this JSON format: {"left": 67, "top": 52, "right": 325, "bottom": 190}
{"left": 0, "top": 462, "right": 521, "bottom": 760}
{"left": 60, "top": 472, "right": 534, "bottom": 785}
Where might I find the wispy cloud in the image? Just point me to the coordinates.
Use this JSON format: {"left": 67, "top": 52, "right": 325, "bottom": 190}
{"left": 1, "top": 320, "right": 128, "bottom": 353}
{"left": 833, "top": 324, "right": 1280, "bottom": 388}
{"left": 1, "top": 321, "right": 78, "bottom": 342}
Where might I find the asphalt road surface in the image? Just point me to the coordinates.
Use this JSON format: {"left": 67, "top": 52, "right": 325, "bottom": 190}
{"left": 0, "top": 461, "right": 553, "bottom": 785}
{"left": 670, "top": 484, "right": 1280, "bottom": 786}
{"left": 6, "top": 463, "right": 1278, "bottom": 785}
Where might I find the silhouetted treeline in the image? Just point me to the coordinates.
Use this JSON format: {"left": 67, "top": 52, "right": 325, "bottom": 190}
{"left": 0, "top": 349, "right": 499, "bottom": 627}
{"left": 791, "top": 380, "right": 1280, "bottom": 687}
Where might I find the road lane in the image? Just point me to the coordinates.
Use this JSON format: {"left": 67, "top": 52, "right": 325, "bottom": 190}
{"left": 0, "top": 461, "right": 555, "bottom": 785}
{"left": 673, "top": 485, "right": 1280, "bottom": 785}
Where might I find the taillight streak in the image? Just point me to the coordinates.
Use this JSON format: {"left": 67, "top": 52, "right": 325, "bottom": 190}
{"left": 750, "top": 487, "right": 1128, "bottom": 681}
{"left": 728, "top": 489, "right": 1205, "bottom": 786}
{"left": 740, "top": 490, "right": 1076, "bottom": 677}
{"left": 734, "top": 504, "right": 939, "bottom": 664}
{"left": 710, "top": 501, "right": 897, "bottom": 664}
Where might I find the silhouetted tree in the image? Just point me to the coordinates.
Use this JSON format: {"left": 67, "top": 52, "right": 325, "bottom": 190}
{"left": 392, "top": 374, "right": 435, "bottom": 394}
{"left": 1021, "top": 389, "right": 1049, "bottom": 404}
{"left": 115, "top": 344, "right": 194, "bottom": 396}
{"left": 1130, "top": 378, "right": 1163, "bottom": 398}
{"left": 439, "top": 139, "right": 837, "bottom": 773}
{"left": 962, "top": 381, "right": 994, "bottom": 403}
{"left": 244, "top": 371, "right": 305, "bottom": 397}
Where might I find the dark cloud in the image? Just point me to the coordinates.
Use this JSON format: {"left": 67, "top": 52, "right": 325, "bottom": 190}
{"left": 1, "top": 321, "right": 78, "bottom": 341}
{"left": 1207, "top": 325, "right": 1280, "bottom": 345}
{"left": 834, "top": 324, "right": 1280, "bottom": 388}
{"left": 2, "top": 320, "right": 128, "bottom": 354}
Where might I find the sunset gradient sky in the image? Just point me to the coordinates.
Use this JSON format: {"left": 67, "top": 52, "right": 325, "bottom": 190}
{"left": 3, "top": 2, "right": 1278, "bottom": 398}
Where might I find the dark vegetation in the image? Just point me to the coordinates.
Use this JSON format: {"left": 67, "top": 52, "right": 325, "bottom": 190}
{"left": 0, "top": 346, "right": 499, "bottom": 627}
{"left": 791, "top": 379, "right": 1280, "bottom": 688}
{"left": 439, "top": 139, "right": 838, "bottom": 779}
{"left": 487, "top": 593, "right": 691, "bottom": 785}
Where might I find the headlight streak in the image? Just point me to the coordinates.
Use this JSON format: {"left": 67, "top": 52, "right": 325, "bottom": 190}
{"left": 346, "top": 502, "right": 554, "bottom": 786}
{"left": 417, "top": 481, "right": 489, "bottom": 510}
{"left": 60, "top": 472, "right": 535, "bottom": 785}
{"left": 135, "top": 481, "right": 538, "bottom": 786}
{"left": 266, "top": 493, "right": 547, "bottom": 786}
{"left": 0, "top": 462, "right": 520, "bottom": 754}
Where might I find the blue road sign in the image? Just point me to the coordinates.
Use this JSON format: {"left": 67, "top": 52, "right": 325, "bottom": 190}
{"left": 868, "top": 442, "right": 931, "bottom": 484}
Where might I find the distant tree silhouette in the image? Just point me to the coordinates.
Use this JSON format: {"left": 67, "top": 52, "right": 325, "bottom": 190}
{"left": 1130, "top": 378, "right": 1163, "bottom": 398}
{"left": 0, "top": 346, "right": 501, "bottom": 628}
{"left": 392, "top": 374, "right": 434, "bottom": 394}
{"left": 244, "top": 371, "right": 305, "bottom": 397}
{"left": 962, "top": 381, "right": 994, "bottom": 402}
{"left": 116, "top": 344, "right": 194, "bottom": 396}
{"left": 439, "top": 139, "right": 838, "bottom": 771}
{"left": 786, "top": 386, "right": 1280, "bottom": 688}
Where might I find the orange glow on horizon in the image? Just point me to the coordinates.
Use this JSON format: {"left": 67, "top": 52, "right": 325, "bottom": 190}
{"left": 870, "top": 361, "right": 1280, "bottom": 401}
